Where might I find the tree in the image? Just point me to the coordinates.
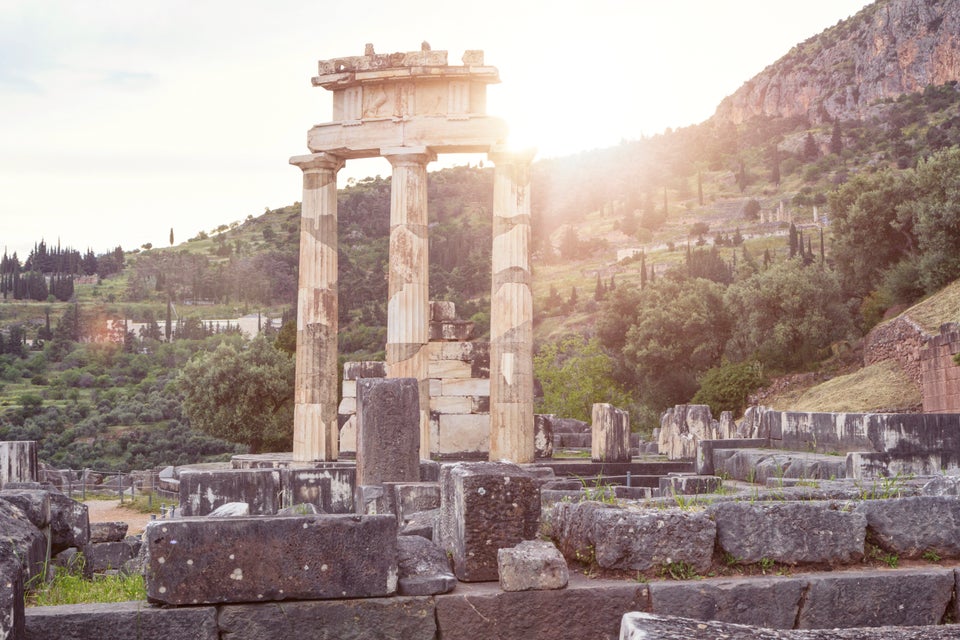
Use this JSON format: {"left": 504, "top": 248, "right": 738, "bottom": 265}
{"left": 692, "top": 360, "right": 766, "bottom": 417}
{"left": 830, "top": 119, "right": 843, "bottom": 156}
{"left": 179, "top": 336, "right": 294, "bottom": 453}
{"left": 803, "top": 132, "right": 819, "bottom": 161}
{"left": 169, "top": 228, "right": 175, "bottom": 246}
{"left": 559, "top": 226, "right": 581, "bottom": 260}
{"left": 743, "top": 199, "right": 761, "bottom": 220}
{"left": 907, "top": 147, "right": 960, "bottom": 293}
{"left": 533, "top": 335, "right": 629, "bottom": 423}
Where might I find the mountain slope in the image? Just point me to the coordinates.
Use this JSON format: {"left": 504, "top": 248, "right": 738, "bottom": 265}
{"left": 714, "top": 0, "right": 960, "bottom": 125}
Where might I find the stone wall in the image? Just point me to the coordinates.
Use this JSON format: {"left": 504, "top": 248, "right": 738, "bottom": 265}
{"left": 921, "top": 323, "right": 960, "bottom": 413}
{"left": 863, "top": 315, "right": 927, "bottom": 386}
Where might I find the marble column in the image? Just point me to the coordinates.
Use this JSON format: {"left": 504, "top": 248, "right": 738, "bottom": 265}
{"left": 383, "top": 147, "right": 436, "bottom": 460}
{"left": 488, "top": 149, "right": 536, "bottom": 463}
{"left": 289, "top": 152, "right": 344, "bottom": 462}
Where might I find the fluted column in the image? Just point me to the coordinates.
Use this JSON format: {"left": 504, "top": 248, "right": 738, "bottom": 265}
{"left": 290, "top": 152, "right": 344, "bottom": 462}
{"left": 383, "top": 147, "right": 436, "bottom": 460}
{"left": 488, "top": 148, "right": 536, "bottom": 463}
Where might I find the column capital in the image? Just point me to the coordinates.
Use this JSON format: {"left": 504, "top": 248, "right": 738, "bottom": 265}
{"left": 487, "top": 146, "right": 537, "bottom": 166}
{"left": 381, "top": 146, "right": 437, "bottom": 168}
{"left": 289, "top": 152, "right": 344, "bottom": 173}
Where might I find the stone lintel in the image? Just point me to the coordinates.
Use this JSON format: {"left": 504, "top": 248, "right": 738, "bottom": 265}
{"left": 307, "top": 116, "right": 508, "bottom": 159}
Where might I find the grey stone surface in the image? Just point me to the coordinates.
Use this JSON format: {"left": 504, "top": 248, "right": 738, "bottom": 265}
{"left": 342, "top": 361, "right": 387, "bottom": 380}
{"left": 551, "top": 418, "right": 590, "bottom": 434}
{"left": 0, "top": 441, "right": 37, "bottom": 490}
{"left": 856, "top": 496, "right": 960, "bottom": 558}
{"left": 83, "top": 541, "right": 137, "bottom": 576}
{"left": 179, "top": 468, "right": 281, "bottom": 517}
{"left": 280, "top": 468, "right": 331, "bottom": 512}
{"left": 591, "top": 403, "right": 630, "bottom": 463}
{"left": 89, "top": 521, "right": 128, "bottom": 543}
{"left": 218, "top": 597, "right": 436, "bottom": 640}
{"left": 620, "top": 611, "right": 960, "bottom": 639}
{"left": 648, "top": 576, "right": 805, "bottom": 629}
{"left": 207, "top": 501, "right": 250, "bottom": 517}
{"left": 696, "top": 438, "right": 767, "bottom": 475}
{"left": 797, "top": 568, "right": 955, "bottom": 629}
{"left": 713, "top": 448, "right": 847, "bottom": 484}
{"left": 419, "top": 459, "right": 440, "bottom": 482}
{"left": 711, "top": 501, "right": 865, "bottom": 564}
{"left": 277, "top": 502, "right": 324, "bottom": 516}
{"left": 24, "top": 601, "right": 218, "bottom": 640}
{"left": 659, "top": 474, "right": 721, "bottom": 496}
{"left": 0, "top": 556, "right": 23, "bottom": 640}
{"left": 497, "top": 540, "right": 568, "bottom": 592}
{"left": 298, "top": 464, "right": 356, "bottom": 514}
{"left": 593, "top": 507, "right": 716, "bottom": 573}
{"left": 356, "top": 377, "right": 421, "bottom": 487}
{"left": 551, "top": 501, "right": 618, "bottom": 562}
{"left": 397, "top": 535, "right": 456, "bottom": 596}
{"left": 659, "top": 404, "right": 717, "bottom": 460}
{"left": 922, "top": 474, "right": 960, "bottom": 496}
{"left": 0, "top": 490, "right": 50, "bottom": 529}
{"left": 435, "top": 576, "right": 646, "bottom": 640}
{"left": 400, "top": 507, "right": 437, "bottom": 539}
{"left": 355, "top": 484, "right": 390, "bottom": 515}
{"left": 6, "top": 485, "right": 92, "bottom": 555}
{"left": 437, "top": 461, "right": 540, "bottom": 582}
{"left": 144, "top": 514, "right": 398, "bottom": 605}
{"left": 0, "top": 499, "right": 48, "bottom": 582}
{"left": 534, "top": 414, "right": 554, "bottom": 459}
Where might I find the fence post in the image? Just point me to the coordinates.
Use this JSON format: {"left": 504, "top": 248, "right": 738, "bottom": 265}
{"left": 119, "top": 473, "right": 124, "bottom": 504}
{"left": 81, "top": 468, "right": 86, "bottom": 501}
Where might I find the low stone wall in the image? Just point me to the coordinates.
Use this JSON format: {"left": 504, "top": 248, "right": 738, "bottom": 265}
{"left": 24, "top": 567, "right": 960, "bottom": 639}
{"left": 864, "top": 314, "right": 927, "bottom": 386}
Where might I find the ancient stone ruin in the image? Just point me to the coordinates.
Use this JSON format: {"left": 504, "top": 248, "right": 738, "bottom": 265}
{"left": 289, "top": 43, "right": 535, "bottom": 465}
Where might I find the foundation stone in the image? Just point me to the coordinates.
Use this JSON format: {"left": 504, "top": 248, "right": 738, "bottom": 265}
{"left": 497, "top": 540, "right": 568, "bottom": 591}
{"left": 855, "top": 496, "right": 960, "bottom": 558}
{"left": 144, "top": 515, "right": 398, "bottom": 605}
{"left": 24, "top": 601, "right": 218, "bottom": 640}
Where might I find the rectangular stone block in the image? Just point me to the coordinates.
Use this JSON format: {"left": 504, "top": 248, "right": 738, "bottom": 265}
{"left": 428, "top": 359, "right": 473, "bottom": 379}
{"left": 437, "top": 414, "right": 490, "bottom": 455}
{"left": 431, "top": 300, "right": 457, "bottom": 322}
{"left": 798, "top": 568, "right": 955, "bottom": 629}
{"left": 1, "top": 557, "right": 23, "bottom": 640}
{"left": 343, "top": 361, "right": 387, "bottom": 380}
{"left": 0, "top": 441, "right": 37, "bottom": 490}
{"left": 24, "top": 601, "right": 218, "bottom": 640}
{"left": 279, "top": 469, "right": 332, "bottom": 513}
{"left": 304, "top": 464, "right": 357, "bottom": 514}
{"left": 179, "top": 469, "right": 281, "bottom": 516}
{"left": 658, "top": 474, "right": 722, "bottom": 496}
{"left": 342, "top": 380, "right": 357, "bottom": 398}
{"left": 649, "top": 575, "right": 805, "bottom": 629}
{"left": 386, "top": 482, "right": 441, "bottom": 521}
{"left": 429, "top": 396, "right": 473, "bottom": 414}
{"left": 441, "top": 378, "right": 490, "bottom": 397}
{"left": 356, "top": 378, "right": 421, "bottom": 487}
{"left": 696, "top": 438, "right": 767, "bottom": 475}
{"left": 435, "top": 576, "right": 645, "bottom": 640}
{"left": 591, "top": 403, "right": 630, "bottom": 463}
{"left": 438, "top": 462, "right": 540, "bottom": 582}
{"left": 145, "top": 515, "right": 398, "bottom": 605}
{"left": 218, "top": 597, "right": 437, "bottom": 640}
{"left": 82, "top": 541, "right": 136, "bottom": 575}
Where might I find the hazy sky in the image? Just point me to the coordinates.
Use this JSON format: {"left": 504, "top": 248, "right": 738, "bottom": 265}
{"left": 0, "top": 0, "right": 872, "bottom": 258}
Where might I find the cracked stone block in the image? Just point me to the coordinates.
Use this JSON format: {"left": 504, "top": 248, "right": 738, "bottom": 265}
{"left": 592, "top": 507, "right": 716, "bottom": 573}
{"left": 144, "top": 514, "right": 398, "bottom": 605}
{"left": 89, "top": 521, "right": 128, "bottom": 543}
{"left": 855, "top": 496, "right": 960, "bottom": 558}
{"left": 397, "top": 535, "right": 456, "bottom": 596}
{"left": 498, "top": 540, "right": 568, "bottom": 591}
{"left": 0, "top": 490, "right": 50, "bottom": 530}
{"left": 648, "top": 575, "right": 805, "bottom": 628}
{"left": 437, "top": 462, "right": 540, "bottom": 582}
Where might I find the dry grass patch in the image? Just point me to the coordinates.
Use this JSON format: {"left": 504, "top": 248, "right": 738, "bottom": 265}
{"left": 784, "top": 359, "right": 921, "bottom": 413}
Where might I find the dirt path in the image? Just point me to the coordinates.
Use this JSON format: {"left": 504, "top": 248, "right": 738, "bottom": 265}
{"left": 83, "top": 499, "right": 155, "bottom": 536}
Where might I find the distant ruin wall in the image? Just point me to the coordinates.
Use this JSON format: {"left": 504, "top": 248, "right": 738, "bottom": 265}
{"left": 921, "top": 323, "right": 960, "bottom": 413}
{"left": 863, "top": 315, "right": 926, "bottom": 386}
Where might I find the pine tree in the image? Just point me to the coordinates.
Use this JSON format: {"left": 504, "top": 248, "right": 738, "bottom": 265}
{"left": 770, "top": 145, "right": 781, "bottom": 185}
{"left": 170, "top": 228, "right": 175, "bottom": 246}
{"left": 789, "top": 223, "right": 798, "bottom": 258}
{"left": 819, "top": 228, "right": 825, "bottom": 265}
{"left": 594, "top": 274, "right": 606, "bottom": 301}
{"left": 640, "top": 253, "right": 647, "bottom": 287}
{"left": 830, "top": 119, "right": 842, "bottom": 156}
{"left": 697, "top": 170, "right": 704, "bottom": 206}
{"left": 763, "top": 248, "right": 771, "bottom": 269}
{"left": 803, "top": 133, "right": 819, "bottom": 161}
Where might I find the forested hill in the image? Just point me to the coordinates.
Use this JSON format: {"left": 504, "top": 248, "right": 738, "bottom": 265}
{"left": 713, "top": 0, "right": 960, "bottom": 125}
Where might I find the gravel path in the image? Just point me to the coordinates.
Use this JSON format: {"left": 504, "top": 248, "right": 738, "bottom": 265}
{"left": 84, "top": 499, "right": 155, "bottom": 535}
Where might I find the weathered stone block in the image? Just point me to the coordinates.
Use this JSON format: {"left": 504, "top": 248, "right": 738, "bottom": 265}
{"left": 0, "top": 490, "right": 50, "bottom": 529}
{"left": 438, "top": 462, "right": 540, "bottom": 582}
{"left": 145, "top": 514, "right": 398, "bottom": 605}
{"left": 342, "top": 361, "right": 386, "bottom": 381}
{"left": 648, "top": 575, "right": 805, "bottom": 628}
{"left": 24, "top": 601, "right": 218, "bottom": 640}
{"left": 428, "top": 359, "right": 473, "bottom": 379}
{"left": 82, "top": 541, "right": 136, "bottom": 575}
{"left": 397, "top": 535, "right": 456, "bottom": 596}
{"left": 659, "top": 405, "right": 717, "bottom": 460}
{"left": 207, "top": 502, "right": 250, "bottom": 517}
{"left": 797, "top": 568, "right": 955, "bottom": 629}
{"left": 441, "top": 378, "right": 489, "bottom": 396}
{"left": 435, "top": 576, "right": 646, "bottom": 640}
{"left": 498, "top": 540, "right": 568, "bottom": 591}
{"left": 218, "top": 597, "right": 436, "bottom": 640}
{"left": 856, "top": 496, "right": 960, "bottom": 558}
{"left": 437, "top": 413, "right": 490, "bottom": 456}
{"left": 280, "top": 468, "right": 334, "bottom": 513}
{"left": 713, "top": 448, "right": 847, "bottom": 484}
{"left": 550, "top": 500, "right": 618, "bottom": 561}
{"left": 0, "top": 500, "right": 48, "bottom": 583}
{"left": 0, "top": 441, "right": 37, "bottom": 489}
{"left": 356, "top": 377, "right": 420, "bottom": 487}
{"left": 89, "top": 521, "right": 128, "bottom": 543}
{"left": 593, "top": 507, "right": 716, "bottom": 573}
{"left": 534, "top": 414, "right": 554, "bottom": 459}
{"left": 0, "top": 556, "right": 23, "bottom": 640}
{"left": 46, "top": 489, "right": 88, "bottom": 555}
{"left": 695, "top": 438, "right": 767, "bottom": 475}
{"left": 591, "top": 403, "right": 630, "bottom": 463}
{"left": 711, "top": 501, "right": 865, "bottom": 565}
{"left": 429, "top": 395, "right": 473, "bottom": 413}
{"left": 386, "top": 482, "right": 440, "bottom": 521}
{"left": 179, "top": 469, "right": 281, "bottom": 517}
{"left": 658, "top": 474, "right": 721, "bottom": 496}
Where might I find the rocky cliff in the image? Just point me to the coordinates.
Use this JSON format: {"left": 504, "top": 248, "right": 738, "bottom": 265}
{"left": 713, "top": 0, "right": 960, "bottom": 125}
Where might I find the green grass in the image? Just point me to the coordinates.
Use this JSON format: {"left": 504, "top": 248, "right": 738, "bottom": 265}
{"left": 119, "top": 493, "right": 178, "bottom": 515}
{"left": 26, "top": 559, "right": 146, "bottom": 606}
{"left": 772, "top": 359, "right": 921, "bottom": 413}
